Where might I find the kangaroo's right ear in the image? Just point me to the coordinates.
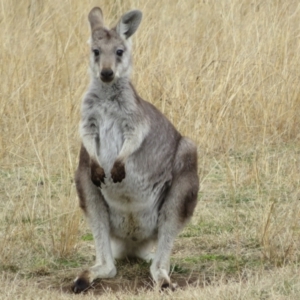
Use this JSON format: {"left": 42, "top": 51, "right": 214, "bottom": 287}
{"left": 88, "top": 7, "right": 104, "bottom": 31}
{"left": 116, "top": 10, "right": 142, "bottom": 39}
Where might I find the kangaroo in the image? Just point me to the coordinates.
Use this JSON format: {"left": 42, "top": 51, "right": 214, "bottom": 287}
{"left": 72, "top": 7, "right": 199, "bottom": 293}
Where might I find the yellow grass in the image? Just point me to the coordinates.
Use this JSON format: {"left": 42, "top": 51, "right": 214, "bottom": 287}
{"left": 1, "top": 0, "right": 300, "bottom": 298}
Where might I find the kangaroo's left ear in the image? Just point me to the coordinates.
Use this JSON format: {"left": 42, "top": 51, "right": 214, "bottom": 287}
{"left": 88, "top": 7, "right": 104, "bottom": 31}
{"left": 116, "top": 10, "right": 142, "bottom": 39}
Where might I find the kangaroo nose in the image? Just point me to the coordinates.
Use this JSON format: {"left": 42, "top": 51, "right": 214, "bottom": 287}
{"left": 100, "top": 69, "right": 114, "bottom": 82}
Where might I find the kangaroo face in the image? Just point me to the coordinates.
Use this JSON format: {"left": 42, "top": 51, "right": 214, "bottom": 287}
{"left": 90, "top": 28, "right": 132, "bottom": 83}
{"left": 88, "top": 7, "right": 141, "bottom": 84}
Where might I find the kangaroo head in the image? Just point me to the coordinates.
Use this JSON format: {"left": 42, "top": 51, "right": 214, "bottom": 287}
{"left": 88, "top": 7, "right": 142, "bottom": 83}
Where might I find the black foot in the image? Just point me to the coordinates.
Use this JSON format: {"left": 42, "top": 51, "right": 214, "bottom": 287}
{"left": 161, "top": 281, "right": 176, "bottom": 292}
{"left": 72, "top": 271, "right": 91, "bottom": 294}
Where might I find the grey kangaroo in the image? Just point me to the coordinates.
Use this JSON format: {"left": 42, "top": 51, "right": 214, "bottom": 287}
{"left": 72, "top": 7, "right": 199, "bottom": 293}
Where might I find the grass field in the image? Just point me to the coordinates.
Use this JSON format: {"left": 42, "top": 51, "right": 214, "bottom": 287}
{"left": 1, "top": 0, "right": 300, "bottom": 299}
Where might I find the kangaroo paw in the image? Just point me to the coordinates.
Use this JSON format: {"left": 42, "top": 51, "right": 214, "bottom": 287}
{"left": 111, "top": 160, "right": 126, "bottom": 183}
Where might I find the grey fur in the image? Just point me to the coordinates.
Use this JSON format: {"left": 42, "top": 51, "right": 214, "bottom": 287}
{"left": 72, "top": 7, "right": 199, "bottom": 293}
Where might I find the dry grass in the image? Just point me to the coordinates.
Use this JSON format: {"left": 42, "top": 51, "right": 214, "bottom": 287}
{"left": 1, "top": 0, "right": 300, "bottom": 298}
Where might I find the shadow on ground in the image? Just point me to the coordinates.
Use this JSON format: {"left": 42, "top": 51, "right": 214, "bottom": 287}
{"left": 56, "top": 259, "right": 205, "bottom": 295}
{"left": 60, "top": 274, "right": 203, "bottom": 295}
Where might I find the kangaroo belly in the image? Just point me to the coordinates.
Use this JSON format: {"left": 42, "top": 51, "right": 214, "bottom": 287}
{"left": 81, "top": 104, "right": 174, "bottom": 241}
{"left": 100, "top": 161, "right": 171, "bottom": 241}
{"left": 100, "top": 174, "right": 160, "bottom": 241}
{"left": 108, "top": 205, "right": 158, "bottom": 241}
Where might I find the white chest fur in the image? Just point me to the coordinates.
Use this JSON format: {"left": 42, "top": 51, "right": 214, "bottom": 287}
{"left": 79, "top": 88, "right": 163, "bottom": 241}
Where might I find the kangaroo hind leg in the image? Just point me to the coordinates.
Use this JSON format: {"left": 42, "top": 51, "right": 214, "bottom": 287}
{"left": 72, "top": 145, "right": 116, "bottom": 293}
{"left": 150, "top": 137, "right": 199, "bottom": 289}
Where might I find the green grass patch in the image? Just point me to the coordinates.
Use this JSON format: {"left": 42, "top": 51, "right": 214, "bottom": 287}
{"left": 171, "top": 263, "right": 189, "bottom": 274}
{"left": 81, "top": 233, "right": 93, "bottom": 241}
{"left": 1, "top": 264, "right": 20, "bottom": 273}
{"left": 180, "top": 221, "right": 234, "bottom": 237}
{"left": 175, "top": 253, "right": 263, "bottom": 276}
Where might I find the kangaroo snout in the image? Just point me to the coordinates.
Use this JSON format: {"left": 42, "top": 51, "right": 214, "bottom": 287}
{"left": 100, "top": 68, "right": 114, "bottom": 82}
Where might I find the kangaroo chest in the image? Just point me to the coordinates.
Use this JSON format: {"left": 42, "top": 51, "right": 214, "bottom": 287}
{"left": 81, "top": 102, "right": 161, "bottom": 240}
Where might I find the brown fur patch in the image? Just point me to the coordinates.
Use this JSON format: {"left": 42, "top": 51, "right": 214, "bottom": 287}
{"left": 90, "top": 159, "right": 106, "bottom": 187}
{"left": 179, "top": 189, "right": 198, "bottom": 222}
{"left": 111, "top": 159, "right": 126, "bottom": 183}
{"left": 75, "top": 145, "right": 107, "bottom": 211}
{"left": 75, "top": 145, "right": 90, "bottom": 212}
{"left": 174, "top": 138, "right": 199, "bottom": 223}
{"left": 92, "top": 28, "right": 120, "bottom": 42}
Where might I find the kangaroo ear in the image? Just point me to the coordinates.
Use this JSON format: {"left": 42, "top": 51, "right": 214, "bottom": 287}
{"left": 116, "top": 10, "right": 142, "bottom": 39}
{"left": 88, "top": 7, "right": 104, "bottom": 31}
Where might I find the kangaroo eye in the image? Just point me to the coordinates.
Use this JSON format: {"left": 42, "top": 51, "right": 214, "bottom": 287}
{"left": 93, "top": 49, "right": 100, "bottom": 56}
{"left": 116, "top": 49, "right": 124, "bottom": 57}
